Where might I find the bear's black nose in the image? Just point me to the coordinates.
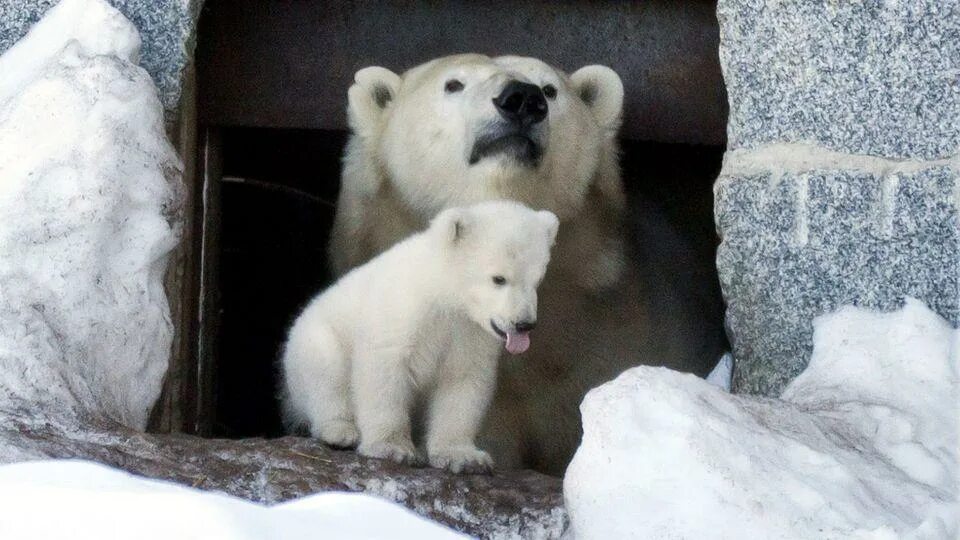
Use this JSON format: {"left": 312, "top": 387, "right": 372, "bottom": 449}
{"left": 515, "top": 320, "right": 537, "bottom": 333}
{"left": 493, "top": 81, "right": 548, "bottom": 126}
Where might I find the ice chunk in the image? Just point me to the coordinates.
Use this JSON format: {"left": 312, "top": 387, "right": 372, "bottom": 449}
{"left": 565, "top": 299, "right": 958, "bottom": 539}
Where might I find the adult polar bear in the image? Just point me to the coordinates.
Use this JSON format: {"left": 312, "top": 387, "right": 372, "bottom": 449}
{"left": 330, "top": 54, "right": 724, "bottom": 475}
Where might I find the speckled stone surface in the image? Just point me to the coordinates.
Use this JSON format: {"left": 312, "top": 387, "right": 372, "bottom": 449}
{"left": 717, "top": 0, "right": 960, "bottom": 160}
{"left": 716, "top": 0, "right": 960, "bottom": 396}
{"left": 716, "top": 165, "right": 959, "bottom": 395}
{"left": 0, "top": 0, "right": 201, "bottom": 112}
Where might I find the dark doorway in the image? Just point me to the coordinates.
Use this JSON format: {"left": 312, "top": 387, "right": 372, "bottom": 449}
{"left": 213, "top": 128, "right": 344, "bottom": 437}
{"left": 180, "top": 0, "right": 727, "bottom": 438}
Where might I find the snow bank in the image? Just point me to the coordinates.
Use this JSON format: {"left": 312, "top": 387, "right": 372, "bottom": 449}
{"left": 564, "top": 299, "right": 959, "bottom": 539}
{"left": 0, "top": 0, "right": 181, "bottom": 427}
{"left": 0, "top": 460, "right": 465, "bottom": 539}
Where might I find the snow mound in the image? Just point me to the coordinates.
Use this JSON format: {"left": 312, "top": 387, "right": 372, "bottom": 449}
{"left": 0, "top": 0, "right": 141, "bottom": 103}
{"left": 0, "top": 0, "right": 181, "bottom": 428}
{"left": 564, "top": 299, "right": 959, "bottom": 539}
{"left": 0, "top": 460, "right": 465, "bottom": 539}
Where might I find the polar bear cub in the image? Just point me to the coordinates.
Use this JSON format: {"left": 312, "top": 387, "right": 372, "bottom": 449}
{"left": 282, "top": 200, "right": 558, "bottom": 473}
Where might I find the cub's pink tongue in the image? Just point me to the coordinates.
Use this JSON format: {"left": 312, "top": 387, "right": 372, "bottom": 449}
{"left": 505, "top": 331, "right": 531, "bottom": 355}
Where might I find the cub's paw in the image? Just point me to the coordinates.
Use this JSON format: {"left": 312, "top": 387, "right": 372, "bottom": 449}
{"left": 429, "top": 446, "right": 493, "bottom": 474}
{"left": 358, "top": 438, "right": 420, "bottom": 466}
{"left": 315, "top": 420, "right": 359, "bottom": 449}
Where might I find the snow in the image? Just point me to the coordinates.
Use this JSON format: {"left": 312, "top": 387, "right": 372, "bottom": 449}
{"left": 704, "top": 352, "right": 733, "bottom": 391}
{"left": 0, "top": 0, "right": 180, "bottom": 427}
{"left": 0, "top": 460, "right": 466, "bottom": 539}
{"left": 0, "top": 0, "right": 142, "bottom": 103}
{"left": 717, "top": 142, "right": 956, "bottom": 183}
{"left": 564, "top": 298, "right": 959, "bottom": 539}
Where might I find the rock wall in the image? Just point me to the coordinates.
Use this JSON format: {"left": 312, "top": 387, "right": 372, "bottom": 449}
{"left": 715, "top": 0, "right": 960, "bottom": 395}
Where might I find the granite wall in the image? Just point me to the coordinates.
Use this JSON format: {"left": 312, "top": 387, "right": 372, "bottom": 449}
{"left": 715, "top": 0, "right": 960, "bottom": 395}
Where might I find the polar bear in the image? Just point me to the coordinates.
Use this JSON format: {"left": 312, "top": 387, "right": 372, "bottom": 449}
{"left": 330, "top": 54, "right": 726, "bottom": 474}
{"left": 282, "top": 200, "right": 559, "bottom": 473}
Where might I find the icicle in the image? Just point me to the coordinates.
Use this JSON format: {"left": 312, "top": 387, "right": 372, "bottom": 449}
{"left": 878, "top": 172, "right": 900, "bottom": 239}
{"left": 792, "top": 173, "right": 810, "bottom": 248}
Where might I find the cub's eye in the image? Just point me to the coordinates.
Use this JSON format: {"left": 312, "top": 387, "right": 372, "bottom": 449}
{"left": 445, "top": 79, "right": 464, "bottom": 93}
{"left": 542, "top": 84, "right": 557, "bottom": 99}
{"left": 492, "top": 275, "right": 507, "bottom": 286}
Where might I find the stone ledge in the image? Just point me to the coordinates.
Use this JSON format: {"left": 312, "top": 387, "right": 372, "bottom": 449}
{"left": 0, "top": 408, "right": 567, "bottom": 539}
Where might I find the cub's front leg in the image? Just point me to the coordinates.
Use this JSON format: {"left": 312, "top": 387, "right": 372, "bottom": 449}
{"left": 426, "top": 338, "right": 499, "bottom": 474}
{"left": 352, "top": 341, "right": 420, "bottom": 465}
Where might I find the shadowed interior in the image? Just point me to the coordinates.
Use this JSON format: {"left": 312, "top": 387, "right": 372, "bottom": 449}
{"left": 180, "top": 0, "right": 727, "bottom": 439}
{"left": 212, "top": 129, "right": 723, "bottom": 438}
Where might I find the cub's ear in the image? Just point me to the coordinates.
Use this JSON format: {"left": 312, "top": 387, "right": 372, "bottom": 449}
{"left": 431, "top": 207, "right": 471, "bottom": 245}
{"left": 570, "top": 65, "right": 624, "bottom": 133}
{"left": 347, "top": 66, "right": 401, "bottom": 138}
{"left": 537, "top": 210, "right": 560, "bottom": 246}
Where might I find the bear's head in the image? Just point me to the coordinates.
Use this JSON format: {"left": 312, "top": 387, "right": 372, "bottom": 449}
{"left": 430, "top": 200, "right": 558, "bottom": 355}
{"left": 347, "top": 54, "right": 624, "bottom": 220}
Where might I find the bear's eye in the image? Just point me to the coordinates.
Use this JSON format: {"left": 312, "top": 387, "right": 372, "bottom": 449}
{"left": 542, "top": 84, "right": 557, "bottom": 99}
{"left": 492, "top": 275, "right": 507, "bottom": 286}
{"left": 445, "top": 79, "right": 464, "bottom": 93}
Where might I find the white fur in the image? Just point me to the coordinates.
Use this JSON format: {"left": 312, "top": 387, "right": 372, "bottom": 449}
{"left": 282, "top": 201, "right": 558, "bottom": 473}
{"left": 330, "top": 54, "right": 724, "bottom": 474}
{"left": 330, "top": 54, "right": 625, "bottom": 285}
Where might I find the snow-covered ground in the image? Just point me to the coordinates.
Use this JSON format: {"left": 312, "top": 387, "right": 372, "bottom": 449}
{"left": 565, "top": 299, "right": 959, "bottom": 539}
{"left": 0, "top": 460, "right": 465, "bottom": 539}
{"left": 0, "top": 0, "right": 180, "bottom": 427}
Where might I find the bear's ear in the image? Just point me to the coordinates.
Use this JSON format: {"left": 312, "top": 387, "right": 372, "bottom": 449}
{"left": 537, "top": 210, "right": 560, "bottom": 246}
{"left": 347, "top": 66, "right": 401, "bottom": 138}
{"left": 432, "top": 207, "right": 470, "bottom": 245}
{"left": 570, "top": 65, "right": 624, "bottom": 133}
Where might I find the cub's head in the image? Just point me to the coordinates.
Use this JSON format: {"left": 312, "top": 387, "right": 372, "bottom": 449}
{"left": 430, "top": 201, "right": 559, "bottom": 355}
{"left": 348, "top": 54, "right": 624, "bottom": 219}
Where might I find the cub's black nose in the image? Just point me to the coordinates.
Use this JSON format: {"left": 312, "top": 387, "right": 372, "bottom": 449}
{"left": 515, "top": 321, "right": 537, "bottom": 333}
{"left": 493, "top": 81, "right": 548, "bottom": 126}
